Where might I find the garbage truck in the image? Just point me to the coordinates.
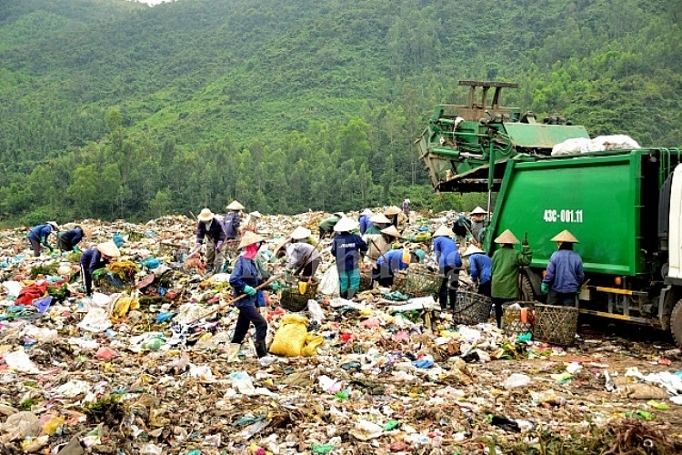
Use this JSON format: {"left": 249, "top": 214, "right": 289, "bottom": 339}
{"left": 415, "top": 80, "right": 682, "bottom": 346}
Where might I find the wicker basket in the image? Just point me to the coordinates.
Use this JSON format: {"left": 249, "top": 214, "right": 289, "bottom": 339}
{"left": 534, "top": 303, "right": 579, "bottom": 346}
{"left": 452, "top": 291, "right": 493, "bottom": 325}
{"left": 392, "top": 270, "right": 407, "bottom": 291}
{"left": 280, "top": 278, "right": 319, "bottom": 312}
{"left": 359, "top": 271, "right": 373, "bottom": 292}
{"left": 393, "top": 268, "right": 441, "bottom": 298}
{"left": 503, "top": 301, "right": 537, "bottom": 338}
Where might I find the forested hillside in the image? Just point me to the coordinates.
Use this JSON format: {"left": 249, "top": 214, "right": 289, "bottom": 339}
{"left": 1, "top": 0, "right": 681, "bottom": 225}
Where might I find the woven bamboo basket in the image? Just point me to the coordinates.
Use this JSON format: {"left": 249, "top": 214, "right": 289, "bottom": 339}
{"left": 452, "top": 291, "right": 493, "bottom": 325}
{"left": 359, "top": 271, "right": 373, "bottom": 292}
{"left": 502, "top": 301, "right": 537, "bottom": 338}
{"left": 394, "top": 268, "right": 441, "bottom": 298}
{"left": 392, "top": 270, "right": 407, "bottom": 291}
{"left": 279, "top": 278, "right": 319, "bottom": 312}
{"left": 534, "top": 303, "right": 579, "bottom": 346}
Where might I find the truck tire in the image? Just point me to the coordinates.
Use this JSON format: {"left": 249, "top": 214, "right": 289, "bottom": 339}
{"left": 520, "top": 275, "right": 534, "bottom": 301}
{"left": 671, "top": 299, "right": 682, "bottom": 348}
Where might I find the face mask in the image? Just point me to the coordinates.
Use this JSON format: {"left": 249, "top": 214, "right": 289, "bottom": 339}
{"left": 243, "top": 243, "right": 259, "bottom": 259}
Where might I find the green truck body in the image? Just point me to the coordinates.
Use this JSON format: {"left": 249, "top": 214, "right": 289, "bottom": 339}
{"left": 416, "top": 81, "right": 682, "bottom": 346}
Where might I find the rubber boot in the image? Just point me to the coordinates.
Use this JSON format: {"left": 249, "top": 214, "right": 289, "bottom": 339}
{"left": 347, "top": 288, "right": 356, "bottom": 300}
{"left": 255, "top": 340, "right": 268, "bottom": 358}
{"left": 226, "top": 343, "right": 241, "bottom": 362}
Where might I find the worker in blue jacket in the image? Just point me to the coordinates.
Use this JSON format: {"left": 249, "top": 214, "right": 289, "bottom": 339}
{"left": 57, "top": 226, "right": 87, "bottom": 253}
{"left": 27, "top": 222, "right": 59, "bottom": 257}
{"left": 358, "top": 209, "right": 374, "bottom": 235}
{"left": 227, "top": 231, "right": 269, "bottom": 362}
{"left": 542, "top": 230, "right": 585, "bottom": 307}
{"left": 80, "top": 241, "right": 120, "bottom": 296}
{"left": 331, "top": 217, "right": 368, "bottom": 299}
{"left": 432, "top": 225, "right": 462, "bottom": 311}
{"left": 188, "top": 208, "right": 227, "bottom": 274}
{"left": 462, "top": 244, "right": 492, "bottom": 297}
{"left": 372, "top": 248, "right": 418, "bottom": 288}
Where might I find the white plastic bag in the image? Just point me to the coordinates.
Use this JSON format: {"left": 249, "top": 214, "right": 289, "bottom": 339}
{"left": 307, "top": 299, "right": 326, "bottom": 324}
{"left": 319, "top": 266, "right": 339, "bottom": 296}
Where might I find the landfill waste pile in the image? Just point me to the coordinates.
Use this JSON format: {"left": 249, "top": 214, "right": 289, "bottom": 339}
{"left": 1, "top": 212, "right": 681, "bottom": 454}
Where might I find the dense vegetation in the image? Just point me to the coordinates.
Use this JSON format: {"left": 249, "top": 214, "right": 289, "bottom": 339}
{"left": 0, "top": 0, "right": 680, "bottom": 225}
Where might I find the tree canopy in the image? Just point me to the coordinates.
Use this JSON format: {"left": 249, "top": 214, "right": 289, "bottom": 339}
{"left": 0, "top": 0, "right": 680, "bottom": 225}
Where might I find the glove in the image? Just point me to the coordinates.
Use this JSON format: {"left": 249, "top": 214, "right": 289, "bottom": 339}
{"left": 73, "top": 246, "right": 81, "bottom": 253}
{"left": 216, "top": 241, "right": 223, "bottom": 251}
{"left": 243, "top": 285, "right": 256, "bottom": 296}
{"left": 189, "top": 242, "right": 201, "bottom": 256}
{"left": 540, "top": 282, "right": 549, "bottom": 294}
{"left": 40, "top": 236, "right": 46, "bottom": 244}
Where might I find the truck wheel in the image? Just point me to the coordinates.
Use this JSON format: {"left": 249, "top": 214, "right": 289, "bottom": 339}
{"left": 520, "top": 275, "right": 534, "bottom": 301}
{"left": 671, "top": 299, "right": 682, "bottom": 349}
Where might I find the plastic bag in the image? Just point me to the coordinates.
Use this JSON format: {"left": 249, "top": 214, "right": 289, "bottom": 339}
{"left": 307, "top": 300, "right": 325, "bottom": 324}
{"left": 319, "top": 266, "right": 339, "bottom": 296}
{"left": 269, "top": 314, "right": 309, "bottom": 357}
{"left": 301, "top": 333, "right": 324, "bottom": 357}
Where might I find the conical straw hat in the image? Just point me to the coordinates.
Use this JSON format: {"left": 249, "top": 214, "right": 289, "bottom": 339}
{"left": 384, "top": 206, "right": 401, "bottom": 215}
{"left": 197, "top": 208, "right": 214, "bottom": 222}
{"left": 470, "top": 206, "right": 488, "bottom": 215}
{"left": 361, "top": 208, "right": 373, "bottom": 216}
{"left": 380, "top": 225, "right": 401, "bottom": 238}
{"left": 333, "top": 212, "right": 345, "bottom": 218}
{"left": 273, "top": 238, "right": 291, "bottom": 254}
{"left": 370, "top": 213, "right": 391, "bottom": 224}
{"left": 333, "top": 217, "right": 359, "bottom": 232}
{"left": 290, "top": 226, "right": 312, "bottom": 240}
{"left": 462, "top": 244, "right": 484, "bottom": 257}
{"left": 249, "top": 211, "right": 262, "bottom": 218}
{"left": 433, "top": 225, "right": 455, "bottom": 238}
{"left": 97, "top": 241, "right": 121, "bottom": 258}
{"left": 238, "top": 231, "right": 264, "bottom": 249}
{"left": 551, "top": 229, "right": 579, "bottom": 243}
{"left": 226, "top": 200, "right": 244, "bottom": 210}
{"left": 494, "top": 229, "right": 520, "bottom": 244}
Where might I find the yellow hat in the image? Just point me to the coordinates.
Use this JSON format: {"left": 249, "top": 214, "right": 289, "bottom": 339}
{"left": 290, "top": 226, "right": 312, "bottom": 240}
{"left": 197, "top": 208, "right": 214, "bottom": 222}
{"left": 433, "top": 225, "right": 455, "bottom": 238}
{"left": 238, "top": 231, "right": 265, "bottom": 249}
{"left": 226, "top": 200, "right": 245, "bottom": 211}
{"left": 494, "top": 229, "right": 520, "bottom": 245}
{"left": 551, "top": 229, "right": 579, "bottom": 243}
{"left": 97, "top": 241, "right": 121, "bottom": 258}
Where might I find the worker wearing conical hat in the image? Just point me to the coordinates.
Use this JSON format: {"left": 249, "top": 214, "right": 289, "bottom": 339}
{"left": 57, "top": 225, "right": 88, "bottom": 253}
{"left": 331, "top": 217, "right": 368, "bottom": 299}
{"left": 242, "top": 211, "right": 262, "bottom": 233}
{"left": 228, "top": 231, "right": 269, "bottom": 361}
{"left": 80, "top": 241, "right": 121, "bottom": 296}
{"left": 432, "top": 225, "right": 462, "bottom": 312}
{"left": 188, "top": 208, "right": 227, "bottom": 275}
{"left": 365, "top": 213, "right": 390, "bottom": 236}
{"left": 359, "top": 209, "right": 374, "bottom": 235}
{"left": 318, "top": 212, "right": 344, "bottom": 240}
{"left": 384, "top": 206, "right": 402, "bottom": 229}
{"left": 462, "top": 244, "right": 492, "bottom": 297}
{"left": 490, "top": 229, "right": 533, "bottom": 328}
{"left": 469, "top": 206, "right": 488, "bottom": 244}
{"left": 26, "top": 221, "right": 59, "bottom": 257}
{"left": 222, "top": 201, "right": 244, "bottom": 240}
{"left": 276, "top": 226, "right": 321, "bottom": 280}
{"left": 542, "top": 230, "right": 584, "bottom": 307}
